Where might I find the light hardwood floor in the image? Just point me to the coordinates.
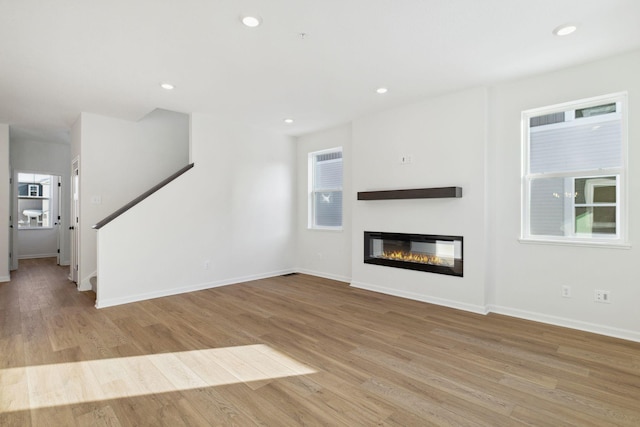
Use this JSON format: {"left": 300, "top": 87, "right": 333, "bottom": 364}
{"left": 1, "top": 258, "right": 639, "bottom": 426}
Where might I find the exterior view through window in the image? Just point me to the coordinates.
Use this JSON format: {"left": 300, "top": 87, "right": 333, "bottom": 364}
{"left": 308, "top": 147, "right": 343, "bottom": 230}
{"left": 521, "top": 93, "right": 627, "bottom": 245}
{"left": 17, "top": 173, "right": 55, "bottom": 228}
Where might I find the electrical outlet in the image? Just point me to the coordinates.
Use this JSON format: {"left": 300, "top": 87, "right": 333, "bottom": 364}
{"left": 561, "top": 285, "right": 571, "bottom": 298}
{"left": 204, "top": 260, "right": 210, "bottom": 270}
{"left": 594, "top": 289, "right": 611, "bottom": 303}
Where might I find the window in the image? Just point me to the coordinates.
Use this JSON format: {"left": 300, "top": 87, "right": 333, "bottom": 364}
{"left": 17, "top": 173, "right": 55, "bottom": 229}
{"left": 309, "top": 148, "right": 343, "bottom": 229}
{"left": 521, "top": 93, "right": 627, "bottom": 246}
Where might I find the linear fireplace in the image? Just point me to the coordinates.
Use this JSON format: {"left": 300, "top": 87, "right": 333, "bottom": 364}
{"left": 364, "top": 231, "right": 463, "bottom": 277}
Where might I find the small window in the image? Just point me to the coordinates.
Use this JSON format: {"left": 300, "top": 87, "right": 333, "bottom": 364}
{"left": 308, "top": 148, "right": 343, "bottom": 230}
{"left": 522, "top": 93, "right": 627, "bottom": 246}
{"left": 17, "top": 173, "right": 55, "bottom": 229}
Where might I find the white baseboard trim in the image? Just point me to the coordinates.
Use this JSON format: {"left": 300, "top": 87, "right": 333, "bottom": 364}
{"left": 348, "top": 281, "right": 639, "bottom": 342}
{"left": 91, "top": 268, "right": 639, "bottom": 343}
{"left": 0, "top": 275, "right": 10, "bottom": 283}
{"left": 18, "top": 253, "right": 58, "bottom": 260}
{"left": 488, "top": 305, "right": 640, "bottom": 343}
{"left": 295, "top": 268, "right": 351, "bottom": 283}
{"left": 95, "top": 268, "right": 296, "bottom": 309}
{"left": 78, "top": 271, "right": 96, "bottom": 292}
{"left": 350, "top": 280, "right": 488, "bottom": 315}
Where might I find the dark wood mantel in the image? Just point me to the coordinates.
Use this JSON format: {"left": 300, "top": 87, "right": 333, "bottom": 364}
{"left": 357, "top": 186, "right": 462, "bottom": 200}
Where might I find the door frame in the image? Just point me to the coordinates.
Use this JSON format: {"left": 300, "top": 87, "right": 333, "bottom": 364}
{"left": 9, "top": 167, "right": 16, "bottom": 271}
{"left": 56, "top": 175, "right": 62, "bottom": 265}
{"left": 12, "top": 170, "right": 63, "bottom": 266}
{"left": 70, "top": 157, "right": 80, "bottom": 283}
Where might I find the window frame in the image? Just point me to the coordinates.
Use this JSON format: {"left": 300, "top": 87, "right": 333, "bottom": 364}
{"left": 308, "top": 147, "right": 343, "bottom": 231}
{"left": 17, "top": 172, "right": 56, "bottom": 230}
{"left": 520, "top": 92, "right": 629, "bottom": 248}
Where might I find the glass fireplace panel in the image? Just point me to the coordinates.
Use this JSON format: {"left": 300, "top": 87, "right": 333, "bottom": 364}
{"left": 364, "top": 232, "right": 463, "bottom": 277}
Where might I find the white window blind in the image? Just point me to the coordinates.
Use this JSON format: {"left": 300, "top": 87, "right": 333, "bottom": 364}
{"left": 309, "top": 149, "right": 343, "bottom": 229}
{"left": 530, "top": 118, "right": 621, "bottom": 174}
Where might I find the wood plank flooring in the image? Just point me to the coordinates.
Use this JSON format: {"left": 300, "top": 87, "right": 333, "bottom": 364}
{"left": 1, "top": 257, "right": 639, "bottom": 426}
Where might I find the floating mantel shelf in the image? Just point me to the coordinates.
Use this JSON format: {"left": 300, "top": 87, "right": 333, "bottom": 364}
{"left": 357, "top": 186, "right": 462, "bottom": 200}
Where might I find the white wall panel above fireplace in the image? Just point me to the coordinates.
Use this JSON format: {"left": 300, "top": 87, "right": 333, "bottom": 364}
{"left": 351, "top": 86, "right": 489, "bottom": 311}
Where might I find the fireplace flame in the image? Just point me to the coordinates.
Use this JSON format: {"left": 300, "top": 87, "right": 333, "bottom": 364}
{"left": 380, "top": 250, "right": 451, "bottom": 267}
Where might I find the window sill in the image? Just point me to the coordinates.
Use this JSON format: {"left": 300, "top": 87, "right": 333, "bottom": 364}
{"left": 519, "top": 237, "right": 631, "bottom": 249}
{"left": 18, "top": 226, "right": 55, "bottom": 230}
{"left": 308, "top": 227, "right": 344, "bottom": 232}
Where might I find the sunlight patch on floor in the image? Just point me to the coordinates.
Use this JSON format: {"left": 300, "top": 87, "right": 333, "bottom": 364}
{"left": 0, "top": 344, "right": 316, "bottom": 412}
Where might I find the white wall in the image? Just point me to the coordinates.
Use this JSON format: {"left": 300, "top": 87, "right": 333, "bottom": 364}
{"left": 75, "top": 109, "right": 189, "bottom": 290}
{"left": 0, "top": 124, "right": 9, "bottom": 281}
{"left": 87, "top": 50, "right": 640, "bottom": 341}
{"left": 16, "top": 229, "right": 59, "bottom": 259}
{"left": 96, "top": 114, "right": 296, "bottom": 307}
{"left": 489, "top": 50, "right": 640, "bottom": 341}
{"left": 292, "top": 51, "right": 639, "bottom": 341}
{"left": 350, "top": 87, "right": 489, "bottom": 313}
{"left": 295, "top": 124, "right": 352, "bottom": 282}
{"left": 9, "top": 137, "right": 71, "bottom": 265}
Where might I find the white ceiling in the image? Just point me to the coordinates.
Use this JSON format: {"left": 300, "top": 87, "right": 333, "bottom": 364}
{"left": 1, "top": 0, "right": 640, "bottom": 140}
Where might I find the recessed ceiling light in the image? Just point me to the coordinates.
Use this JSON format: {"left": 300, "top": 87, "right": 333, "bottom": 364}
{"left": 284, "top": 118, "right": 294, "bottom": 124}
{"left": 553, "top": 24, "right": 577, "bottom": 36}
{"left": 241, "top": 15, "right": 262, "bottom": 28}
{"left": 160, "top": 82, "right": 175, "bottom": 90}
{"left": 376, "top": 87, "right": 388, "bottom": 94}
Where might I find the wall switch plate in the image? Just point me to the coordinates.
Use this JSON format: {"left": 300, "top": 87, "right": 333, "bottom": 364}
{"left": 561, "top": 285, "right": 571, "bottom": 298}
{"left": 400, "top": 154, "right": 413, "bottom": 165}
{"left": 594, "top": 289, "right": 611, "bottom": 303}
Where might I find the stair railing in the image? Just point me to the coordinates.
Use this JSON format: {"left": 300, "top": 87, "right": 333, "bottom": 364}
{"left": 93, "top": 163, "right": 194, "bottom": 230}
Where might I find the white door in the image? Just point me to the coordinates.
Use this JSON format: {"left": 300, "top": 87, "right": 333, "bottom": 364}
{"left": 56, "top": 175, "right": 62, "bottom": 265}
{"left": 70, "top": 158, "right": 80, "bottom": 283}
{"left": 9, "top": 169, "right": 17, "bottom": 270}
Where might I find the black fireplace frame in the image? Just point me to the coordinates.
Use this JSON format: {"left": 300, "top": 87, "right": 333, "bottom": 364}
{"left": 364, "top": 231, "right": 463, "bottom": 277}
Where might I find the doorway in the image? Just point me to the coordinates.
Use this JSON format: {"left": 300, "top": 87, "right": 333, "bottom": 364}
{"left": 12, "top": 171, "right": 63, "bottom": 267}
